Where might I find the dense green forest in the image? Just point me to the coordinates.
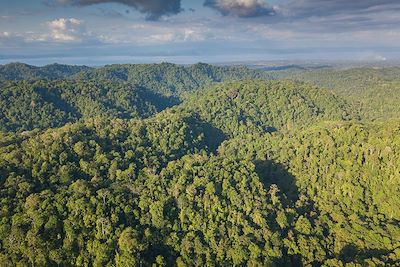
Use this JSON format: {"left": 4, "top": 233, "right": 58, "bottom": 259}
{"left": 270, "top": 67, "right": 400, "bottom": 120}
{"left": 0, "top": 63, "right": 91, "bottom": 81}
{"left": 0, "top": 62, "right": 399, "bottom": 266}
{"left": 0, "top": 79, "right": 178, "bottom": 132}
{"left": 73, "top": 62, "right": 270, "bottom": 97}
{"left": 0, "top": 63, "right": 269, "bottom": 132}
{"left": 180, "top": 80, "right": 357, "bottom": 136}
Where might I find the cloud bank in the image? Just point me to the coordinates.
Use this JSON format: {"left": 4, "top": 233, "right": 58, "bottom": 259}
{"left": 282, "top": 0, "right": 400, "bottom": 18}
{"left": 2, "top": 0, "right": 400, "bottom": 64}
{"left": 50, "top": 0, "right": 182, "bottom": 20}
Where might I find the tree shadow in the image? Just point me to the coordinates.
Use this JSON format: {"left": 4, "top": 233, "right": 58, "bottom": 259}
{"left": 183, "top": 114, "right": 227, "bottom": 153}
{"left": 265, "top": 126, "right": 278, "bottom": 133}
{"left": 142, "top": 241, "right": 179, "bottom": 266}
{"left": 339, "top": 244, "right": 398, "bottom": 265}
{"left": 138, "top": 86, "right": 181, "bottom": 112}
{"left": 253, "top": 160, "right": 305, "bottom": 266}
{"left": 35, "top": 86, "right": 80, "bottom": 118}
{"left": 253, "top": 160, "right": 399, "bottom": 266}
{"left": 254, "top": 159, "right": 299, "bottom": 203}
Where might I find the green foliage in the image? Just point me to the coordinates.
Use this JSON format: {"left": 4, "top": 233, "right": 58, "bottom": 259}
{"left": 271, "top": 67, "right": 400, "bottom": 120}
{"left": 0, "top": 79, "right": 178, "bottom": 132}
{"left": 181, "top": 79, "right": 357, "bottom": 136}
{"left": 0, "top": 62, "right": 91, "bottom": 80}
{"left": 219, "top": 121, "right": 400, "bottom": 265}
{"left": 0, "top": 62, "right": 268, "bottom": 132}
{"left": 0, "top": 116, "right": 283, "bottom": 266}
{"left": 74, "top": 62, "right": 270, "bottom": 97}
{"left": 0, "top": 63, "right": 399, "bottom": 266}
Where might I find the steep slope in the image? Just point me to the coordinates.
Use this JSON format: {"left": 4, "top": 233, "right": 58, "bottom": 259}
{"left": 219, "top": 120, "right": 400, "bottom": 265}
{"left": 0, "top": 79, "right": 178, "bottom": 132}
{"left": 1, "top": 109, "right": 398, "bottom": 266}
{"left": 180, "top": 79, "right": 358, "bottom": 136}
{"left": 0, "top": 63, "right": 91, "bottom": 80}
{"left": 0, "top": 112, "right": 268, "bottom": 266}
{"left": 270, "top": 67, "right": 400, "bottom": 120}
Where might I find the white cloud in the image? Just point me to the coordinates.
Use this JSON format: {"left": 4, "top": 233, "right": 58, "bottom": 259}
{"left": 204, "top": 0, "right": 276, "bottom": 17}
{"left": 218, "top": 0, "right": 267, "bottom": 9}
{"left": 0, "top": 31, "right": 26, "bottom": 46}
{"left": 0, "top": 32, "right": 11, "bottom": 38}
{"left": 0, "top": 18, "right": 96, "bottom": 47}
{"left": 0, "top": 15, "right": 13, "bottom": 20}
{"left": 46, "top": 18, "right": 87, "bottom": 42}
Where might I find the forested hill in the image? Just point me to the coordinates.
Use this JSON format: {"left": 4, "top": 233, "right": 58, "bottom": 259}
{"left": 73, "top": 62, "right": 270, "bottom": 96}
{"left": 0, "top": 79, "right": 179, "bottom": 132}
{"left": 180, "top": 80, "right": 358, "bottom": 136}
{"left": 0, "top": 62, "right": 270, "bottom": 97}
{"left": 0, "top": 63, "right": 270, "bottom": 132}
{"left": 270, "top": 67, "right": 400, "bottom": 120}
{"left": 0, "top": 63, "right": 92, "bottom": 80}
{"left": 219, "top": 120, "right": 400, "bottom": 265}
{"left": 0, "top": 62, "right": 399, "bottom": 266}
{"left": 0, "top": 106, "right": 398, "bottom": 266}
{"left": 0, "top": 79, "right": 356, "bottom": 133}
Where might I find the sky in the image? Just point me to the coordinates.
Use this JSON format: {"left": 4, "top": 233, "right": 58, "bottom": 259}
{"left": 0, "top": 0, "right": 400, "bottom": 65}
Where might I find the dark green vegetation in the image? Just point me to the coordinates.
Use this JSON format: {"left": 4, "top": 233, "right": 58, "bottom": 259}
{"left": 0, "top": 63, "right": 268, "bottom": 132}
{"left": 181, "top": 80, "right": 357, "bottom": 136}
{"left": 0, "top": 63, "right": 91, "bottom": 81}
{"left": 74, "top": 62, "right": 270, "bottom": 97}
{"left": 0, "top": 79, "right": 178, "bottom": 132}
{"left": 270, "top": 67, "right": 400, "bottom": 121}
{"left": 0, "top": 63, "right": 399, "bottom": 266}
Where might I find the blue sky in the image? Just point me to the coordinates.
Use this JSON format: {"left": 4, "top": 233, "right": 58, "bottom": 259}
{"left": 1, "top": 0, "right": 399, "bottom": 65}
